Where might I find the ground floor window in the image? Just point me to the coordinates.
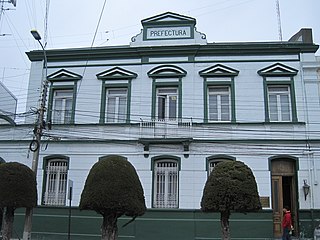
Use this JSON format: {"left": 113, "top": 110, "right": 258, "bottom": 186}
{"left": 153, "top": 160, "right": 179, "bottom": 208}
{"left": 43, "top": 159, "right": 68, "bottom": 206}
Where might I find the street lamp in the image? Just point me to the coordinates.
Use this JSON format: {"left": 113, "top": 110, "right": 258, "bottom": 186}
{"left": 303, "top": 179, "right": 310, "bottom": 201}
{"left": 23, "top": 29, "right": 49, "bottom": 240}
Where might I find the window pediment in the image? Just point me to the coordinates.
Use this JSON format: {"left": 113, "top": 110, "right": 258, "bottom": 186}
{"left": 148, "top": 65, "right": 187, "bottom": 78}
{"left": 199, "top": 64, "right": 239, "bottom": 77}
{"left": 96, "top": 67, "right": 137, "bottom": 80}
{"left": 47, "top": 69, "right": 82, "bottom": 82}
{"left": 258, "top": 63, "right": 298, "bottom": 76}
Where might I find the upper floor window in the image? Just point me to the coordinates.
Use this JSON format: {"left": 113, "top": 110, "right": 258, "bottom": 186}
{"left": 52, "top": 89, "right": 73, "bottom": 124}
{"left": 157, "top": 88, "right": 178, "bottom": 121}
{"left": 47, "top": 69, "right": 82, "bottom": 125}
{"left": 268, "top": 85, "right": 291, "bottom": 122}
{"left": 208, "top": 86, "right": 231, "bottom": 121}
{"left": 148, "top": 65, "right": 186, "bottom": 122}
{"left": 43, "top": 156, "right": 69, "bottom": 206}
{"left": 97, "top": 67, "right": 137, "bottom": 124}
{"left": 106, "top": 88, "right": 127, "bottom": 123}
{"left": 152, "top": 156, "right": 180, "bottom": 209}
{"left": 258, "top": 63, "right": 298, "bottom": 123}
{"left": 199, "top": 64, "right": 239, "bottom": 123}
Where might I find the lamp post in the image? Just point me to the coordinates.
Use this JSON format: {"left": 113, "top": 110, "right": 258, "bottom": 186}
{"left": 23, "top": 29, "right": 49, "bottom": 240}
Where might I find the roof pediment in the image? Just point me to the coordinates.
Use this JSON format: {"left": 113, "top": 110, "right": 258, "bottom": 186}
{"left": 142, "top": 12, "right": 196, "bottom": 26}
{"left": 199, "top": 64, "right": 239, "bottom": 77}
{"left": 258, "top": 63, "right": 298, "bottom": 76}
{"left": 96, "top": 67, "right": 137, "bottom": 80}
{"left": 47, "top": 69, "right": 82, "bottom": 82}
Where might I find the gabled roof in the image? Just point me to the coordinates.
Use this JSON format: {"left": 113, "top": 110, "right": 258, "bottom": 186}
{"left": 47, "top": 69, "right": 82, "bottom": 81}
{"left": 199, "top": 64, "right": 239, "bottom": 77}
{"left": 96, "top": 67, "right": 137, "bottom": 80}
{"left": 257, "top": 63, "right": 298, "bottom": 76}
{"left": 141, "top": 12, "right": 196, "bottom": 26}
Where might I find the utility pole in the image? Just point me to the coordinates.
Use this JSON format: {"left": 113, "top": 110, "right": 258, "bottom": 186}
{"left": 23, "top": 29, "right": 49, "bottom": 240}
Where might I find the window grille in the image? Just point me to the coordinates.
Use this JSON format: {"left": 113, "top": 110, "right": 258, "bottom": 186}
{"left": 154, "top": 161, "right": 178, "bottom": 208}
{"left": 44, "top": 160, "right": 68, "bottom": 206}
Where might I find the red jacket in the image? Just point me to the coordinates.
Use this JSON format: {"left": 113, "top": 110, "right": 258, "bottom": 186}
{"left": 282, "top": 211, "right": 292, "bottom": 228}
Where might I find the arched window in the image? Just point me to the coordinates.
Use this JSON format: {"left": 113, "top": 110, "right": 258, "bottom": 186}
{"left": 152, "top": 156, "right": 180, "bottom": 208}
{"left": 43, "top": 156, "right": 69, "bottom": 206}
{"left": 206, "top": 155, "right": 235, "bottom": 176}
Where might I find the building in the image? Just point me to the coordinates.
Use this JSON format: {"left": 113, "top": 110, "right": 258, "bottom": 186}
{"left": 1, "top": 12, "right": 320, "bottom": 239}
{"left": 0, "top": 81, "right": 17, "bottom": 125}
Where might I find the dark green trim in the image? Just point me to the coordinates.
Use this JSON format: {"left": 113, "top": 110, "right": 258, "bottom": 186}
{"left": 257, "top": 63, "right": 298, "bottom": 77}
{"left": 151, "top": 80, "right": 183, "bottom": 120}
{"left": 147, "top": 65, "right": 187, "bottom": 78}
{"left": 151, "top": 155, "right": 181, "bottom": 171}
{"left": 42, "top": 58, "right": 302, "bottom": 70}
{"left": 151, "top": 155, "right": 181, "bottom": 209}
{"left": 47, "top": 84, "right": 77, "bottom": 124}
{"left": 99, "top": 155, "right": 127, "bottom": 161}
{"left": 96, "top": 67, "right": 137, "bottom": 80}
{"left": 47, "top": 69, "right": 82, "bottom": 82}
{"left": 268, "top": 155, "right": 299, "bottom": 171}
{"left": 263, "top": 77, "right": 298, "bottom": 123}
{"left": 203, "top": 78, "right": 236, "bottom": 123}
{"left": 199, "top": 64, "right": 239, "bottom": 77}
{"left": 205, "top": 155, "right": 236, "bottom": 172}
{"left": 99, "top": 81, "right": 131, "bottom": 124}
{"left": 27, "top": 42, "right": 319, "bottom": 63}
{"left": 0, "top": 114, "right": 16, "bottom": 126}
{"left": 41, "top": 155, "right": 70, "bottom": 205}
{"left": 143, "top": 25, "right": 194, "bottom": 41}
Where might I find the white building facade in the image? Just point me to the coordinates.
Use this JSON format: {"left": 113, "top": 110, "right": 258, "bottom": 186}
{"left": 1, "top": 12, "right": 320, "bottom": 239}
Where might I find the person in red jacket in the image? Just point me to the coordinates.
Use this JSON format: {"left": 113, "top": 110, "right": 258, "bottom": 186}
{"left": 282, "top": 206, "right": 292, "bottom": 240}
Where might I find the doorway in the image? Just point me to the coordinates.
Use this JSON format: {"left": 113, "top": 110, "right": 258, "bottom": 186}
{"left": 271, "top": 158, "right": 298, "bottom": 238}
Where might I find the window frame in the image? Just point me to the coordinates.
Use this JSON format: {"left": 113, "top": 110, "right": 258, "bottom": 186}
{"left": 48, "top": 85, "right": 77, "bottom": 124}
{"left": 148, "top": 65, "right": 186, "bottom": 122}
{"left": 42, "top": 155, "right": 69, "bottom": 206}
{"left": 104, "top": 87, "right": 129, "bottom": 123}
{"left": 151, "top": 155, "right": 181, "bottom": 209}
{"left": 207, "top": 85, "right": 232, "bottom": 122}
{"left": 258, "top": 63, "right": 298, "bottom": 123}
{"left": 264, "top": 80, "right": 297, "bottom": 123}
{"left": 47, "top": 69, "right": 82, "bottom": 125}
{"left": 199, "top": 64, "right": 238, "bottom": 123}
{"left": 97, "top": 67, "right": 137, "bottom": 124}
{"left": 206, "top": 155, "right": 236, "bottom": 177}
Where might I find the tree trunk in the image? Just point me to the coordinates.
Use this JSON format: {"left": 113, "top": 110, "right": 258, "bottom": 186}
{"left": 101, "top": 213, "right": 118, "bottom": 240}
{"left": 220, "top": 211, "right": 230, "bottom": 240}
{"left": 0, "top": 207, "right": 3, "bottom": 233}
{"left": 2, "top": 207, "right": 15, "bottom": 240}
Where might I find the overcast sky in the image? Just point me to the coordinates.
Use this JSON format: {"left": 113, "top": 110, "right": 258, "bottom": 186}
{"left": 0, "top": 0, "right": 319, "bottom": 114}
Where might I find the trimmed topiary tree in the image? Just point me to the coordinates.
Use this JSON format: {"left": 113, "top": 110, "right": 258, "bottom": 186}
{"left": 201, "top": 161, "right": 261, "bottom": 240}
{"left": 79, "top": 155, "right": 146, "bottom": 240}
{"left": 0, "top": 162, "right": 37, "bottom": 240}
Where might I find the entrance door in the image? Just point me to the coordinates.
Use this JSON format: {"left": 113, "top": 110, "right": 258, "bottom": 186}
{"left": 271, "top": 159, "right": 298, "bottom": 238}
{"left": 271, "top": 176, "right": 283, "bottom": 237}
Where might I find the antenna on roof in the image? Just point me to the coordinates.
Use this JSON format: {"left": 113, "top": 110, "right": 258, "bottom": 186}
{"left": 0, "top": 0, "right": 16, "bottom": 36}
{"left": 275, "top": 0, "right": 283, "bottom": 41}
